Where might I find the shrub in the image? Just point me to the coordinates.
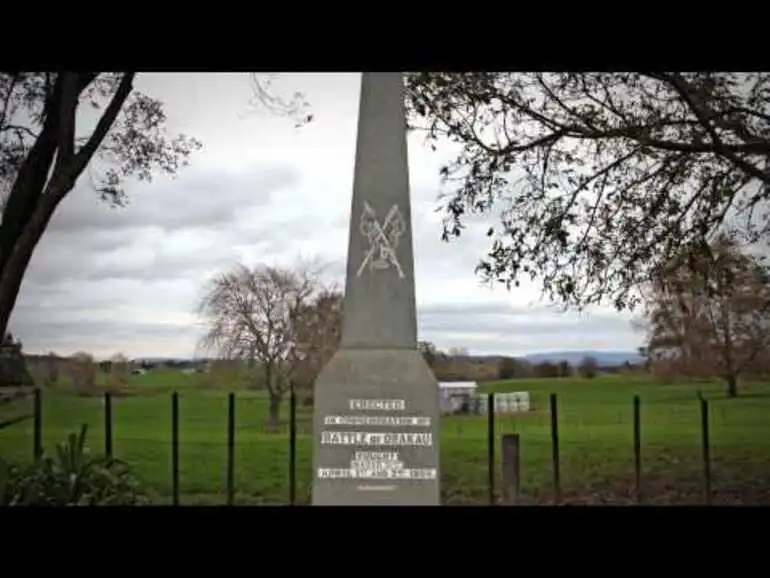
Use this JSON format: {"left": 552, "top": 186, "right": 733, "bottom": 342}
{"left": 577, "top": 356, "right": 599, "bottom": 379}
{"left": 108, "top": 353, "right": 129, "bottom": 388}
{"left": 44, "top": 353, "right": 60, "bottom": 387}
{"left": 0, "top": 424, "right": 149, "bottom": 506}
{"left": 68, "top": 352, "right": 97, "bottom": 391}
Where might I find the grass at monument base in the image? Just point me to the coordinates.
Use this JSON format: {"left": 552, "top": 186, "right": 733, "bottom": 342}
{"left": 1, "top": 372, "right": 768, "bottom": 505}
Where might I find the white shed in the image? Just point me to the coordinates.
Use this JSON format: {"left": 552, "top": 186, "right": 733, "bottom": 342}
{"left": 438, "top": 381, "right": 478, "bottom": 414}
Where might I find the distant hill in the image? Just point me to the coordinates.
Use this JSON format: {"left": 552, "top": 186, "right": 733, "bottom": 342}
{"left": 131, "top": 357, "right": 213, "bottom": 364}
{"left": 129, "top": 351, "right": 643, "bottom": 368}
{"left": 522, "top": 350, "right": 642, "bottom": 367}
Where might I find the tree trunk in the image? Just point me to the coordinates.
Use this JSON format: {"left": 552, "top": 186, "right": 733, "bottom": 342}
{"left": 264, "top": 363, "right": 282, "bottom": 432}
{"left": 0, "top": 72, "right": 128, "bottom": 340}
{"left": 268, "top": 392, "right": 281, "bottom": 432}
{"left": 0, "top": 191, "right": 68, "bottom": 338}
{"left": 725, "top": 373, "right": 738, "bottom": 398}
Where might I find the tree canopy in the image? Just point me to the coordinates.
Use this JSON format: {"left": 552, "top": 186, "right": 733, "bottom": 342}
{"left": 0, "top": 72, "right": 202, "bottom": 341}
{"left": 196, "top": 260, "right": 340, "bottom": 427}
{"left": 405, "top": 72, "right": 770, "bottom": 311}
{"left": 0, "top": 72, "right": 310, "bottom": 347}
{"left": 639, "top": 233, "right": 770, "bottom": 396}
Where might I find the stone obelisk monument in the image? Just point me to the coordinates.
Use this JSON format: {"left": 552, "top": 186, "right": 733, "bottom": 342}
{"left": 311, "top": 72, "right": 441, "bottom": 505}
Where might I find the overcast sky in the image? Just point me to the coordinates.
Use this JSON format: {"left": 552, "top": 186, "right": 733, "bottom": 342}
{"left": 11, "top": 73, "right": 641, "bottom": 360}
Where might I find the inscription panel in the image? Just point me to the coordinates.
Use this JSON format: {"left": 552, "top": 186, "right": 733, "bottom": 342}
{"left": 316, "top": 397, "right": 437, "bottom": 487}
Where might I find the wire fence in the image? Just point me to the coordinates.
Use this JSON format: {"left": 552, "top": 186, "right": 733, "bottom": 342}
{"left": 3, "top": 388, "right": 769, "bottom": 505}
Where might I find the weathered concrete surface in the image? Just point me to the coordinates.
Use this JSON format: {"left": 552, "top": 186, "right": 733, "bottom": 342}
{"left": 311, "top": 72, "right": 441, "bottom": 506}
{"left": 311, "top": 349, "right": 441, "bottom": 505}
{"left": 339, "top": 72, "right": 417, "bottom": 350}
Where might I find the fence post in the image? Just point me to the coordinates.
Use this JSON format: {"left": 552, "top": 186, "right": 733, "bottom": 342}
{"left": 227, "top": 392, "right": 235, "bottom": 506}
{"left": 289, "top": 386, "right": 297, "bottom": 505}
{"left": 501, "top": 433, "right": 521, "bottom": 505}
{"left": 104, "top": 392, "right": 113, "bottom": 461}
{"left": 550, "top": 393, "right": 561, "bottom": 504}
{"left": 487, "top": 392, "right": 496, "bottom": 505}
{"left": 701, "top": 398, "right": 712, "bottom": 505}
{"left": 171, "top": 391, "right": 179, "bottom": 506}
{"left": 633, "top": 395, "right": 641, "bottom": 503}
{"left": 33, "top": 387, "right": 42, "bottom": 460}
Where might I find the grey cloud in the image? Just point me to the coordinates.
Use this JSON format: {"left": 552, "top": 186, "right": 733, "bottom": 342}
{"left": 52, "top": 229, "right": 132, "bottom": 254}
{"left": 12, "top": 277, "right": 207, "bottom": 356}
{"left": 15, "top": 317, "right": 200, "bottom": 353}
{"left": 15, "top": 292, "right": 123, "bottom": 316}
{"left": 25, "top": 229, "right": 242, "bottom": 284}
{"left": 417, "top": 301, "right": 636, "bottom": 351}
{"left": 411, "top": 190, "right": 497, "bottom": 274}
{"left": 419, "top": 302, "right": 535, "bottom": 318}
{"left": 16, "top": 278, "right": 203, "bottom": 320}
{"left": 21, "top": 319, "right": 191, "bottom": 342}
{"left": 420, "top": 330, "right": 640, "bottom": 357}
{"left": 22, "top": 162, "right": 303, "bottom": 286}
{"left": 20, "top": 229, "right": 139, "bottom": 285}
{"left": 83, "top": 245, "right": 241, "bottom": 283}
{"left": 7, "top": 85, "right": 643, "bottom": 360}
{"left": 316, "top": 259, "right": 346, "bottom": 287}
{"left": 48, "top": 163, "right": 300, "bottom": 235}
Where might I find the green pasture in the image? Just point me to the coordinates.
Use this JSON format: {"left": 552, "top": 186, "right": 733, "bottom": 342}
{"left": 1, "top": 370, "right": 769, "bottom": 504}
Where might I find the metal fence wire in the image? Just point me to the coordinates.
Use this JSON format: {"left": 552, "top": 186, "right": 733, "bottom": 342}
{"left": 3, "top": 388, "right": 767, "bottom": 505}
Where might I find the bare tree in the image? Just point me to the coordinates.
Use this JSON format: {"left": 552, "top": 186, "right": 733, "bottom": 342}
{"left": 418, "top": 340, "right": 438, "bottom": 368}
{"left": 68, "top": 351, "right": 96, "bottom": 391}
{"left": 207, "top": 358, "right": 245, "bottom": 390}
{"left": 498, "top": 356, "right": 518, "bottom": 379}
{"left": 196, "top": 262, "right": 323, "bottom": 430}
{"left": 43, "top": 351, "right": 60, "bottom": 386}
{"left": 533, "top": 361, "right": 560, "bottom": 379}
{"left": 447, "top": 346, "right": 469, "bottom": 357}
{"left": 404, "top": 72, "right": 770, "bottom": 312}
{"left": 247, "top": 75, "right": 314, "bottom": 128}
{"left": 108, "top": 352, "right": 129, "bottom": 388}
{"left": 640, "top": 233, "right": 770, "bottom": 397}
{"left": 290, "top": 288, "right": 343, "bottom": 404}
{"left": 577, "top": 356, "right": 599, "bottom": 379}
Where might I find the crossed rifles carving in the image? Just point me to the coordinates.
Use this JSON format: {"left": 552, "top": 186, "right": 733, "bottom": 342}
{"left": 356, "top": 201, "right": 406, "bottom": 278}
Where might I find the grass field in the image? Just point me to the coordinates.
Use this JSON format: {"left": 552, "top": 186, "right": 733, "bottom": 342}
{"left": 1, "top": 370, "right": 769, "bottom": 505}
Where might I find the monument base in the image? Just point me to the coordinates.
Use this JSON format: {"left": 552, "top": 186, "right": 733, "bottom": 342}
{"left": 311, "top": 348, "right": 441, "bottom": 506}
